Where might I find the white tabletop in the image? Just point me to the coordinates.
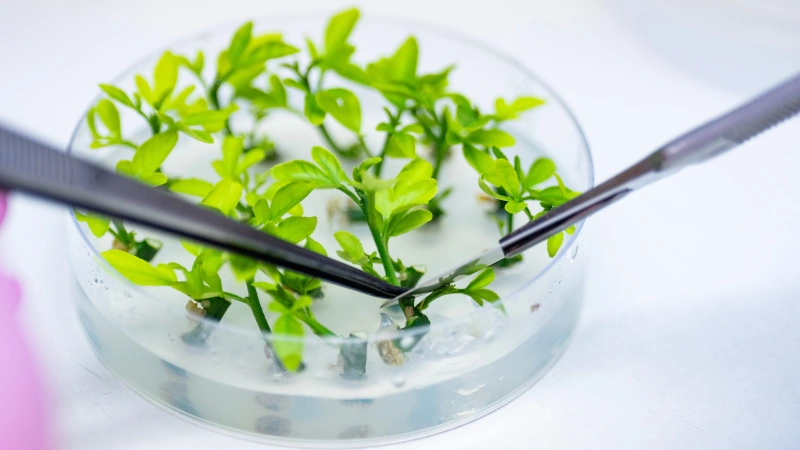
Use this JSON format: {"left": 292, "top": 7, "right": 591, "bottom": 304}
{"left": 2, "top": 1, "right": 800, "bottom": 448}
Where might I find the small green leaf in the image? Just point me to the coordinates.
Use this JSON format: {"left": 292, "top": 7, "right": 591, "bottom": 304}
{"left": 468, "top": 129, "right": 515, "bottom": 148}
{"left": 525, "top": 157, "right": 556, "bottom": 187}
{"left": 236, "top": 149, "right": 265, "bottom": 174}
{"left": 304, "top": 237, "right": 328, "bottom": 257}
{"left": 504, "top": 200, "right": 527, "bottom": 214}
{"left": 82, "top": 213, "right": 110, "bottom": 238}
{"left": 95, "top": 99, "right": 121, "bottom": 137}
{"left": 271, "top": 159, "right": 333, "bottom": 186}
{"left": 387, "top": 209, "right": 432, "bottom": 237}
{"left": 547, "top": 232, "right": 564, "bottom": 257}
{"left": 566, "top": 225, "right": 576, "bottom": 235}
{"left": 269, "top": 181, "right": 315, "bottom": 220}
{"left": 131, "top": 131, "right": 178, "bottom": 176}
{"left": 229, "top": 254, "right": 258, "bottom": 281}
{"left": 201, "top": 178, "right": 243, "bottom": 215}
{"left": 494, "top": 96, "right": 545, "bottom": 121}
{"left": 102, "top": 249, "right": 177, "bottom": 286}
{"left": 227, "top": 22, "right": 253, "bottom": 66}
{"left": 325, "top": 8, "right": 359, "bottom": 55}
{"left": 253, "top": 198, "right": 270, "bottom": 223}
{"left": 272, "top": 314, "right": 304, "bottom": 371}
{"left": 392, "top": 36, "right": 418, "bottom": 83}
{"left": 275, "top": 216, "right": 317, "bottom": 244}
{"left": 466, "top": 268, "right": 495, "bottom": 291}
{"left": 153, "top": 51, "right": 178, "bottom": 101}
{"left": 221, "top": 136, "right": 244, "bottom": 176}
{"left": 99, "top": 84, "right": 134, "bottom": 108}
{"left": 463, "top": 145, "right": 502, "bottom": 185}
{"left": 304, "top": 93, "right": 326, "bottom": 125}
{"left": 311, "top": 146, "right": 348, "bottom": 185}
{"left": 141, "top": 172, "right": 168, "bottom": 187}
{"left": 478, "top": 176, "right": 511, "bottom": 201}
{"left": 135, "top": 75, "right": 155, "bottom": 106}
{"left": 352, "top": 157, "right": 382, "bottom": 182}
{"left": 315, "top": 88, "right": 361, "bottom": 132}
{"left": 334, "top": 230, "right": 366, "bottom": 263}
{"left": 386, "top": 133, "right": 416, "bottom": 158}
{"left": 495, "top": 158, "right": 521, "bottom": 198}
{"left": 397, "top": 158, "right": 433, "bottom": 181}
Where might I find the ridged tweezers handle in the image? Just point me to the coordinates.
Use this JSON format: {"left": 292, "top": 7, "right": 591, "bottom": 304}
{"left": 659, "top": 72, "right": 800, "bottom": 171}
{"left": 0, "top": 125, "right": 406, "bottom": 298}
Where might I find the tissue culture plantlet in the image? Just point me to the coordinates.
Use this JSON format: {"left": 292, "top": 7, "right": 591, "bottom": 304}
{"left": 80, "top": 7, "right": 578, "bottom": 373}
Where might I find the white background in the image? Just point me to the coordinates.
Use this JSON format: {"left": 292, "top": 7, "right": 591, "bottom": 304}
{"left": 2, "top": 0, "right": 800, "bottom": 449}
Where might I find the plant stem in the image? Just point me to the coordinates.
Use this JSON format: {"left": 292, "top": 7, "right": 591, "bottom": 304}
{"left": 357, "top": 135, "right": 373, "bottom": 158}
{"left": 246, "top": 280, "right": 271, "bottom": 335}
{"left": 364, "top": 192, "right": 399, "bottom": 286}
{"left": 506, "top": 210, "right": 514, "bottom": 236}
{"left": 318, "top": 123, "right": 348, "bottom": 155}
{"left": 431, "top": 119, "right": 449, "bottom": 180}
{"left": 523, "top": 207, "right": 534, "bottom": 221}
{"left": 209, "top": 78, "right": 234, "bottom": 136}
{"left": 298, "top": 312, "right": 336, "bottom": 337}
{"left": 373, "top": 133, "right": 392, "bottom": 177}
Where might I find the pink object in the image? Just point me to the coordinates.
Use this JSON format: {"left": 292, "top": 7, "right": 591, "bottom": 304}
{"left": 0, "top": 194, "right": 53, "bottom": 450}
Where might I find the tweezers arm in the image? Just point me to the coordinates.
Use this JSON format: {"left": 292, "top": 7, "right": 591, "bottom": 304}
{"left": 0, "top": 124, "right": 406, "bottom": 298}
{"left": 501, "top": 71, "right": 800, "bottom": 258}
{"left": 658, "top": 72, "right": 800, "bottom": 172}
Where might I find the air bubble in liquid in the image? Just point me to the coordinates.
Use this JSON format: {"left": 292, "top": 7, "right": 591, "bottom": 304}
{"left": 391, "top": 376, "right": 406, "bottom": 388}
{"left": 398, "top": 335, "right": 415, "bottom": 350}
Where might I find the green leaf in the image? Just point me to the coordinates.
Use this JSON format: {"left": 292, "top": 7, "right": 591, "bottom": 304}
{"left": 201, "top": 178, "right": 243, "bottom": 215}
{"left": 311, "top": 146, "right": 348, "bottom": 185}
{"left": 352, "top": 157, "right": 382, "bottom": 182}
{"left": 375, "top": 178, "right": 438, "bottom": 219}
{"left": 229, "top": 254, "right": 257, "bottom": 281}
{"left": 397, "top": 158, "right": 433, "bottom": 181}
{"left": 315, "top": 88, "right": 361, "bottom": 132}
{"left": 141, "top": 172, "right": 168, "bottom": 187}
{"left": 131, "top": 131, "right": 178, "bottom": 176}
{"left": 478, "top": 176, "right": 510, "bottom": 201}
{"left": 95, "top": 99, "right": 121, "bottom": 137}
{"left": 495, "top": 158, "right": 521, "bottom": 198}
{"left": 252, "top": 198, "right": 270, "bottom": 224}
{"left": 77, "top": 213, "right": 110, "bottom": 238}
{"left": 494, "top": 96, "right": 545, "bottom": 121}
{"left": 385, "top": 133, "right": 416, "bottom": 158}
{"left": 304, "top": 237, "right": 328, "bottom": 257}
{"left": 387, "top": 209, "right": 432, "bottom": 237}
{"left": 325, "top": 8, "right": 359, "bottom": 55}
{"left": 468, "top": 129, "right": 515, "bottom": 148}
{"left": 221, "top": 136, "right": 244, "bottom": 176}
{"left": 251, "top": 281, "right": 277, "bottom": 293}
{"left": 505, "top": 200, "right": 527, "bottom": 214}
{"left": 463, "top": 145, "right": 502, "bottom": 185}
{"left": 153, "top": 51, "right": 178, "bottom": 101}
{"left": 99, "top": 84, "right": 134, "bottom": 108}
{"left": 271, "top": 159, "right": 333, "bottom": 186}
{"left": 334, "top": 230, "right": 366, "bottom": 263}
{"left": 102, "top": 249, "right": 177, "bottom": 286}
{"left": 304, "top": 93, "right": 326, "bottom": 125}
{"left": 392, "top": 37, "right": 418, "bottom": 83}
{"left": 525, "top": 157, "right": 556, "bottom": 187}
{"left": 275, "top": 216, "right": 317, "bottom": 244}
{"left": 135, "top": 75, "right": 155, "bottom": 106}
{"left": 227, "top": 22, "right": 253, "bottom": 66}
{"left": 269, "top": 181, "right": 315, "bottom": 220}
{"left": 236, "top": 149, "right": 265, "bottom": 174}
{"left": 538, "top": 186, "right": 571, "bottom": 207}
{"left": 272, "top": 314, "right": 304, "bottom": 371}
{"left": 566, "top": 225, "right": 576, "bottom": 235}
{"left": 547, "top": 232, "right": 564, "bottom": 257}
{"left": 466, "top": 268, "right": 495, "bottom": 291}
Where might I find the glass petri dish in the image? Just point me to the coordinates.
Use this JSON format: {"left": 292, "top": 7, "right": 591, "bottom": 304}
{"left": 66, "top": 12, "right": 593, "bottom": 447}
